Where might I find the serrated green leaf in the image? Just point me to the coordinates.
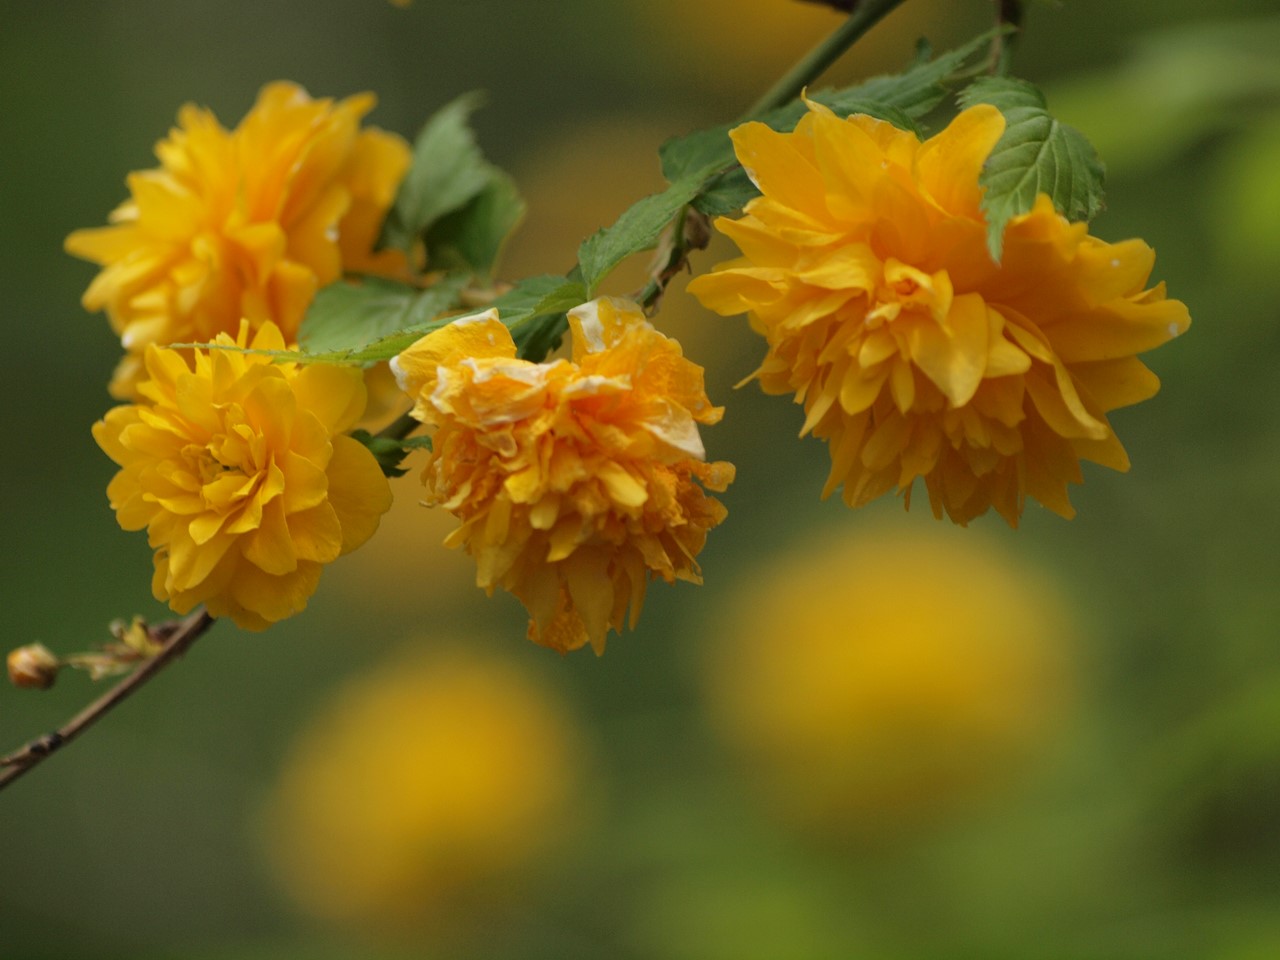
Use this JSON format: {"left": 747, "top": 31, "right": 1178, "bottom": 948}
{"left": 488, "top": 274, "right": 584, "bottom": 318}
{"left": 424, "top": 169, "right": 526, "bottom": 279}
{"left": 577, "top": 167, "right": 720, "bottom": 294}
{"left": 691, "top": 168, "right": 758, "bottom": 218}
{"left": 959, "top": 76, "right": 1106, "bottom": 260}
{"left": 849, "top": 28, "right": 998, "bottom": 117}
{"left": 298, "top": 274, "right": 469, "bottom": 355}
{"left": 379, "top": 92, "right": 494, "bottom": 255}
{"left": 191, "top": 276, "right": 588, "bottom": 368}
{"left": 287, "top": 322, "right": 453, "bottom": 366}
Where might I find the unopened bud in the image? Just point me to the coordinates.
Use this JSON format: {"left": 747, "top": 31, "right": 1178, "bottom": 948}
{"left": 7, "top": 644, "right": 61, "bottom": 690}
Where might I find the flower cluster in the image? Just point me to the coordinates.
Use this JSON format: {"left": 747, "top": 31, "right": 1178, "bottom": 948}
{"left": 392, "top": 297, "right": 734, "bottom": 654}
{"left": 67, "top": 82, "right": 411, "bottom": 398}
{"left": 93, "top": 322, "right": 392, "bottom": 630}
{"left": 689, "top": 100, "right": 1191, "bottom": 525}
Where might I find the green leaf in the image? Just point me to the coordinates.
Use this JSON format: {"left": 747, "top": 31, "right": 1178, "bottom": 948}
{"left": 691, "top": 167, "right": 757, "bottom": 218}
{"left": 959, "top": 76, "right": 1106, "bottom": 260}
{"left": 379, "top": 92, "right": 494, "bottom": 255}
{"left": 298, "top": 274, "right": 469, "bottom": 355}
{"left": 189, "top": 276, "right": 589, "bottom": 368}
{"left": 490, "top": 274, "right": 586, "bottom": 361}
{"left": 423, "top": 168, "right": 526, "bottom": 279}
{"left": 306, "top": 321, "right": 455, "bottom": 365}
{"left": 485, "top": 274, "right": 581, "bottom": 318}
{"left": 349, "top": 429, "right": 432, "bottom": 479}
{"left": 577, "top": 167, "right": 719, "bottom": 294}
{"left": 848, "top": 29, "right": 998, "bottom": 118}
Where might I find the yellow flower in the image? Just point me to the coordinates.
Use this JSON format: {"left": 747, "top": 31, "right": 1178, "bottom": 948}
{"left": 264, "top": 646, "right": 581, "bottom": 933}
{"left": 392, "top": 297, "right": 735, "bottom": 654}
{"left": 689, "top": 101, "right": 1192, "bottom": 525}
{"left": 67, "top": 81, "right": 411, "bottom": 398}
{"left": 706, "top": 525, "right": 1072, "bottom": 842}
{"left": 92, "top": 321, "right": 393, "bottom": 630}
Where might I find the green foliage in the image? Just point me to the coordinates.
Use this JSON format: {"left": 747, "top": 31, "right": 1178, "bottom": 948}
{"left": 491, "top": 274, "right": 587, "bottom": 361}
{"left": 349, "top": 429, "right": 432, "bottom": 479}
{"left": 959, "top": 76, "right": 1106, "bottom": 261}
{"left": 660, "top": 30, "right": 997, "bottom": 185}
{"left": 835, "top": 29, "right": 1000, "bottom": 120}
{"left": 691, "top": 168, "right": 756, "bottom": 219}
{"left": 424, "top": 169, "right": 526, "bottom": 280}
{"left": 298, "top": 274, "right": 469, "bottom": 355}
{"left": 272, "top": 321, "right": 454, "bottom": 366}
{"left": 489, "top": 273, "right": 587, "bottom": 320}
{"left": 296, "top": 94, "right": 526, "bottom": 367}
{"left": 577, "top": 167, "right": 720, "bottom": 295}
{"left": 623, "top": 33, "right": 1002, "bottom": 260}
{"left": 306, "top": 35, "right": 1006, "bottom": 360}
{"left": 260, "top": 275, "right": 586, "bottom": 368}
{"left": 379, "top": 93, "right": 495, "bottom": 256}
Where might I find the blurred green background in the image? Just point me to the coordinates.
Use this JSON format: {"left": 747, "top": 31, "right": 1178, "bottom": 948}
{"left": 3, "top": 1, "right": 1279, "bottom": 957}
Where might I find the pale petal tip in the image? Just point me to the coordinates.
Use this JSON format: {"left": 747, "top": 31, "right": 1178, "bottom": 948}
{"left": 568, "top": 299, "right": 606, "bottom": 353}
{"left": 389, "top": 354, "right": 410, "bottom": 393}
{"left": 450, "top": 307, "right": 501, "bottom": 327}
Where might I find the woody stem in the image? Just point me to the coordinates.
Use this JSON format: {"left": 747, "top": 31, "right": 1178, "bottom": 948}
{"left": 0, "top": 608, "right": 215, "bottom": 793}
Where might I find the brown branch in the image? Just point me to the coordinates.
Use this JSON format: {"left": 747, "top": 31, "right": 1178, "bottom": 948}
{"left": 0, "top": 607, "right": 215, "bottom": 793}
{"left": 988, "top": 0, "right": 1025, "bottom": 75}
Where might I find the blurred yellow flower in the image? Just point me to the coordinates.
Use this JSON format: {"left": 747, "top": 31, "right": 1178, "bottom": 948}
{"left": 92, "top": 321, "right": 392, "bottom": 630}
{"left": 265, "top": 646, "right": 581, "bottom": 932}
{"left": 706, "top": 525, "right": 1072, "bottom": 841}
{"left": 689, "top": 101, "right": 1191, "bottom": 525}
{"left": 392, "top": 297, "right": 735, "bottom": 654}
{"left": 67, "top": 81, "right": 411, "bottom": 398}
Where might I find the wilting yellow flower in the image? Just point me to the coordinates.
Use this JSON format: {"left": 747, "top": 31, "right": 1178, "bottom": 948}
{"left": 92, "top": 321, "right": 392, "bottom": 630}
{"left": 67, "top": 81, "right": 411, "bottom": 398}
{"left": 689, "top": 101, "right": 1191, "bottom": 525}
{"left": 707, "top": 525, "right": 1072, "bottom": 842}
{"left": 392, "top": 297, "right": 735, "bottom": 654}
{"left": 264, "top": 646, "right": 581, "bottom": 932}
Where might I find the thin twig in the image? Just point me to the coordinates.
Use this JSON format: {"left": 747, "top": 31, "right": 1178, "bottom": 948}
{"left": 988, "top": 0, "right": 1024, "bottom": 75}
{"left": 0, "top": 608, "right": 215, "bottom": 793}
{"left": 743, "top": 0, "right": 910, "bottom": 118}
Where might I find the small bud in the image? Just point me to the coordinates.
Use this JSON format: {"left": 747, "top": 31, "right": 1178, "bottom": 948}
{"left": 7, "top": 644, "right": 61, "bottom": 690}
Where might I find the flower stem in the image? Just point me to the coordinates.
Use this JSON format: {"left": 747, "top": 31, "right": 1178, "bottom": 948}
{"left": 0, "top": 608, "right": 215, "bottom": 793}
{"left": 988, "top": 0, "right": 1024, "bottom": 75}
{"left": 743, "top": 0, "right": 912, "bottom": 117}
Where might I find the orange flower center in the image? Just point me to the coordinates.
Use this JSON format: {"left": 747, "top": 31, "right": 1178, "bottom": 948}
{"left": 865, "top": 259, "right": 950, "bottom": 331}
